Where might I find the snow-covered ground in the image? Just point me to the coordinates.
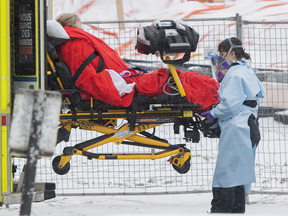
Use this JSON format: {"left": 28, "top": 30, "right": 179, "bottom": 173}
{"left": 1, "top": 193, "right": 288, "bottom": 215}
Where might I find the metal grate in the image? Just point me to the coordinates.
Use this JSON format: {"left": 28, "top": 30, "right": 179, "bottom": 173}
{"left": 13, "top": 15, "right": 288, "bottom": 195}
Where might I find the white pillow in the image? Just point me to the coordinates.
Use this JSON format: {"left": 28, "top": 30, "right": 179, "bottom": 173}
{"left": 47, "top": 20, "right": 70, "bottom": 40}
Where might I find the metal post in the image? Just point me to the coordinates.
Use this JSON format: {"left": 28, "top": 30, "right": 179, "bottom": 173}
{"left": 116, "top": 0, "right": 125, "bottom": 31}
{"left": 236, "top": 13, "right": 242, "bottom": 41}
{"left": 19, "top": 92, "right": 44, "bottom": 216}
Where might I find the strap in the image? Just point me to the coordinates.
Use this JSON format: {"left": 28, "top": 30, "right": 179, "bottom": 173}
{"left": 243, "top": 100, "right": 257, "bottom": 108}
{"left": 96, "top": 56, "right": 104, "bottom": 73}
{"left": 157, "top": 28, "right": 166, "bottom": 53}
{"left": 71, "top": 51, "right": 100, "bottom": 84}
{"left": 120, "top": 67, "right": 148, "bottom": 78}
{"left": 131, "top": 67, "right": 148, "bottom": 73}
{"left": 229, "top": 38, "right": 242, "bottom": 48}
{"left": 228, "top": 62, "right": 240, "bottom": 68}
{"left": 161, "top": 51, "right": 190, "bottom": 65}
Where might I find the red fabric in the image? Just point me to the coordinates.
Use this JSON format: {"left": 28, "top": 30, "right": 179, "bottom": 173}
{"left": 176, "top": 69, "right": 220, "bottom": 110}
{"left": 57, "top": 26, "right": 219, "bottom": 110}
{"left": 58, "top": 26, "right": 133, "bottom": 107}
{"left": 124, "top": 69, "right": 170, "bottom": 97}
{"left": 125, "top": 68, "right": 220, "bottom": 110}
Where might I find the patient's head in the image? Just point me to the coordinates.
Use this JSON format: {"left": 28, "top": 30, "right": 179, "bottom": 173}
{"left": 56, "top": 13, "right": 82, "bottom": 29}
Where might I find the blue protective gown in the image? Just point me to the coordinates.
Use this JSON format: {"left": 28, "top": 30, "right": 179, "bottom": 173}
{"left": 210, "top": 58, "right": 265, "bottom": 188}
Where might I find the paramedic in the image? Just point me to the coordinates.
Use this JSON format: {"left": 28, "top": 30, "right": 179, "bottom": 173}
{"left": 201, "top": 37, "right": 265, "bottom": 213}
{"left": 54, "top": 13, "right": 219, "bottom": 110}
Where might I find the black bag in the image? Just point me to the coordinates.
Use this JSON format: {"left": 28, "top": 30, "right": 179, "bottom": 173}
{"left": 248, "top": 114, "right": 261, "bottom": 147}
{"left": 136, "top": 20, "right": 199, "bottom": 64}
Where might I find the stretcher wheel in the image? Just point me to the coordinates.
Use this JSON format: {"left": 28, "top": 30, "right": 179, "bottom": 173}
{"left": 172, "top": 160, "right": 190, "bottom": 174}
{"left": 52, "top": 156, "right": 70, "bottom": 175}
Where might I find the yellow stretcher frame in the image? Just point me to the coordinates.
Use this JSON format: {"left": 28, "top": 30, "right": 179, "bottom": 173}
{"left": 47, "top": 53, "right": 195, "bottom": 175}
{"left": 167, "top": 56, "right": 186, "bottom": 98}
{"left": 55, "top": 115, "right": 192, "bottom": 175}
{"left": 57, "top": 120, "right": 191, "bottom": 166}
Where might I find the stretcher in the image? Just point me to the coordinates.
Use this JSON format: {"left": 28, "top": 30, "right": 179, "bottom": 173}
{"left": 47, "top": 20, "right": 217, "bottom": 176}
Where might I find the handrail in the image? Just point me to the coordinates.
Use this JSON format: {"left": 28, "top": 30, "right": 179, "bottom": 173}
{"left": 82, "top": 17, "right": 288, "bottom": 25}
{"left": 82, "top": 16, "right": 237, "bottom": 25}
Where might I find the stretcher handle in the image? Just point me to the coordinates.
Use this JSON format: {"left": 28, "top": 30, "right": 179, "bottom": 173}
{"left": 166, "top": 56, "right": 186, "bottom": 98}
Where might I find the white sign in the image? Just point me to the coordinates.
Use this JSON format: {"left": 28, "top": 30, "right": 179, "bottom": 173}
{"left": 9, "top": 89, "right": 61, "bottom": 157}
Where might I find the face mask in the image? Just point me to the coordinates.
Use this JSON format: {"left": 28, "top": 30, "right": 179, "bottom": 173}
{"left": 218, "top": 38, "right": 243, "bottom": 69}
{"left": 217, "top": 55, "right": 231, "bottom": 70}
{"left": 215, "top": 70, "right": 225, "bottom": 83}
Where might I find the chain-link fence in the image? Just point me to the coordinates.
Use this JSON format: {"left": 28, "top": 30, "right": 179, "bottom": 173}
{"left": 241, "top": 20, "right": 288, "bottom": 193}
{"left": 13, "top": 14, "right": 288, "bottom": 195}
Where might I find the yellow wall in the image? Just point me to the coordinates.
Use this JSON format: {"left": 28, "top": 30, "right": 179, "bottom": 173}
{"left": 0, "top": 0, "right": 11, "bottom": 203}
{"left": 0, "top": 0, "right": 11, "bottom": 112}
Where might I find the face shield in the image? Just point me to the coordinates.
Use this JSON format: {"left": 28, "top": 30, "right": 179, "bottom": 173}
{"left": 212, "top": 38, "right": 243, "bottom": 82}
{"left": 210, "top": 54, "right": 226, "bottom": 83}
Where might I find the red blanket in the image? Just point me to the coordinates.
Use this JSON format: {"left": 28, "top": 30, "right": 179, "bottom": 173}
{"left": 125, "top": 68, "right": 220, "bottom": 110}
{"left": 57, "top": 26, "right": 219, "bottom": 110}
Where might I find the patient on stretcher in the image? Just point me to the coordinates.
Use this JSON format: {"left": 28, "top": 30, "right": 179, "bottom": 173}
{"left": 48, "top": 13, "right": 219, "bottom": 111}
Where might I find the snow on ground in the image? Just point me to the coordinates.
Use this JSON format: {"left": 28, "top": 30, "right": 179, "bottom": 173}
{"left": 1, "top": 193, "right": 288, "bottom": 216}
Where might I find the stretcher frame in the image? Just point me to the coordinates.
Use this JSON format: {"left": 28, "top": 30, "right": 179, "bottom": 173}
{"left": 47, "top": 52, "right": 211, "bottom": 176}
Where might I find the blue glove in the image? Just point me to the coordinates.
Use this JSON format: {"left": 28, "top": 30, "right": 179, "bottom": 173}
{"left": 201, "top": 110, "right": 216, "bottom": 121}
